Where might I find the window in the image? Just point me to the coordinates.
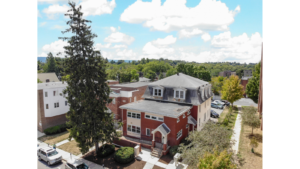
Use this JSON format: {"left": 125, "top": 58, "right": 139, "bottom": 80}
{"left": 128, "top": 112, "right": 140, "bottom": 119}
{"left": 151, "top": 116, "right": 157, "bottom": 120}
{"left": 114, "top": 114, "right": 116, "bottom": 119}
{"left": 153, "top": 88, "right": 163, "bottom": 97}
{"left": 112, "top": 98, "right": 115, "bottom": 104}
{"left": 137, "top": 114, "right": 141, "bottom": 119}
{"left": 174, "top": 90, "right": 185, "bottom": 99}
{"left": 145, "top": 115, "right": 150, "bottom": 119}
{"left": 54, "top": 103, "right": 56, "bottom": 108}
{"left": 137, "top": 127, "right": 141, "bottom": 134}
{"left": 132, "top": 126, "right": 136, "bottom": 132}
{"left": 127, "top": 112, "right": 131, "bottom": 118}
{"left": 132, "top": 113, "right": 136, "bottom": 118}
{"left": 46, "top": 79, "right": 49, "bottom": 83}
{"left": 46, "top": 104, "right": 49, "bottom": 109}
{"left": 54, "top": 102, "right": 59, "bottom": 108}
{"left": 158, "top": 117, "right": 163, "bottom": 121}
{"left": 128, "top": 125, "right": 140, "bottom": 134}
{"left": 177, "top": 129, "right": 182, "bottom": 140}
{"left": 127, "top": 125, "right": 131, "bottom": 132}
{"left": 177, "top": 118, "right": 180, "bottom": 123}
{"left": 146, "top": 128, "right": 151, "bottom": 136}
{"left": 65, "top": 101, "right": 67, "bottom": 106}
{"left": 53, "top": 91, "right": 56, "bottom": 96}
{"left": 186, "top": 124, "right": 189, "bottom": 129}
{"left": 45, "top": 92, "right": 48, "bottom": 97}
{"left": 183, "top": 113, "right": 186, "bottom": 118}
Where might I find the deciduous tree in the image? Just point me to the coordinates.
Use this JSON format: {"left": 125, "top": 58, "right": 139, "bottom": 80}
{"left": 145, "top": 70, "right": 156, "bottom": 81}
{"left": 241, "top": 106, "right": 261, "bottom": 135}
{"left": 246, "top": 62, "right": 261, "bottom": 103}
{"left": 221, "top": 75, "right": 244, "bottom": 108}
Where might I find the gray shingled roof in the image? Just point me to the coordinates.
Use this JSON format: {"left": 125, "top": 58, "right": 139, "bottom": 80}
{"left": 111, "top": 81, "right": 150, "bottom": 88}
{"left": 153, "top": 123, "right": 171, "bottom": 135}
{"left": 139, "top": 77, "right": 150, "bottom": 82}
{"left": 119, "top": 100, "right": 192, "bottom": 118}
{"left": 148, "top": 73, "right": 209, "bottom": 89}
{"left": 188, "top": 115, "right": 197, "bottom": 126}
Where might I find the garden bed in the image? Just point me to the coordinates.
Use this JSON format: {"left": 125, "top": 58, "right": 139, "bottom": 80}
{"left": 158, "top": 154, "right": 173, "bottom": 164}
{"left": 83, "top": 147, "right": 147, "bottom": 169}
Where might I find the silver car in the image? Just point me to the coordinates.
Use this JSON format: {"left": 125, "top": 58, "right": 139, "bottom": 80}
{"left": 65, "top": 159, "right": 89, "bottom": 169}
{"left": 37, "top": 147, "right": 62, "bottom": 166}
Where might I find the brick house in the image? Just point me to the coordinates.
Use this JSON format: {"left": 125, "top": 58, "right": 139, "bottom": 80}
{"left": 241, "top": 76, "right": 252, "bottom": 97}
{"left": 219, "top": 70, "right": 236, "bottom": 77}
{"left": 119, "top": 73, "right": 212, "bottom": 155}
{"left": 258, "top": 43, "right": 263, "bottom": 130}
{"left": 106, "top": 82, "right": 150, "bottom": 122}
{"left": 37, "top": 82, "right": 69, "bottom": 132}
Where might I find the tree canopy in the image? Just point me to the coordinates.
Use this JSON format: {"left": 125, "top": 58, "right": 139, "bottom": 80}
{"left": 221, "top": 75, "right": 244, "bottom": 106}
{"left": 246, "top": 62, "right": 261, "bottom": 103}
{"left": 241, "top": 106, "right": 261, "bottom": 135}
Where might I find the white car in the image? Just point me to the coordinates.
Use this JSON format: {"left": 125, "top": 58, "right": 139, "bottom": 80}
{"left": 212, "top": 100, "right": 225, "bottom": 106}
{"left": 37, "top": 147, "right": 62, "bottom": 166}
{"left": 65, "top": 159, "right": 89, "bottom": 169}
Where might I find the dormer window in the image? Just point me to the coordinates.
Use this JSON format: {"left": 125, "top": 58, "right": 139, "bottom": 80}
{"left": 153, "top": 87, "right": 163, "bottom": 97}
{"left": 174, "top": 88, "right": 186, "bottom": 99}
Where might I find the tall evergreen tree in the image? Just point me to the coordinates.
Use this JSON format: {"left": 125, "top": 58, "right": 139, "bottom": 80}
{"left": 246, "top": 62, "right": 261, "bottom": 103}
{"left": 46, "top": 52, "right": 57, "bottom": 73}
{"left": 60, "top": 2, "right": 118, "bottom": 155}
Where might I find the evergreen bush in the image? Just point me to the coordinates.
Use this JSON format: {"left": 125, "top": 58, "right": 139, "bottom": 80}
{"left": 97, "top": 144, "right": 115, "bottom": 157}
{"left": 114, "top": 147, "right": 134, "bottom": 164}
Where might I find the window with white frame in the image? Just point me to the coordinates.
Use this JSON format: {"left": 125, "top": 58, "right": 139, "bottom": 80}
{"left": 127, "top": 112, "right": 131, "bottom": 117}
{"left": 146, "top": 128, "right": 151, "bottom": 136}
{"left": 153, "top": 88, "right": 163, "bottom": 97}
{"left": 54, "top": 102, "right": 59, "bottom": 108}
{"left": 145, "top": 114, "right": 163, "bottom": 121}
{"left": 127, "top": 112, "right": 141, "bottom": 119}
{"left": 177, "top": 118, "right": 180, "bottom": 123}
{"left": 158, "top": 117, "right": 163, "bottom": 121}
{"left": 145, "top": 115, "right": 150, "bottom": 119}
{"left": 183, "top": 113, "right": 186, "bottom": 118}
{"left": 186, "top": 124, "right": 189, "bottom": 129}
{"left": 174, "top": 89, "right": 185, "bottom": 99}
{"left": 46, "top": 104, "right": 49, "bottom": 109}
{"left": 53, "top": 91, "right": 56, "bottom": 96}
{"left": 65, "top": 101, "right": 67, "bottom": 106}
{"left": 151, "top": 116, "right": 157, "bottom": 120}
{"left": 130, "top": 98, "right": 131, "bottom": 102}
{"left": 45, "top": 92, "right": 48, "bottom": 97}
{"left": 177, "top": 129, "right": 182, "bottom": 140}
{"left": 127, "top": 125, "right": 140, "bottom": 134}
{"left": 112, "top": 98, "right": 115, "bottom": 104}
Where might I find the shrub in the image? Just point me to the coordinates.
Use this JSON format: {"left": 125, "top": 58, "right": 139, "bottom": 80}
{"left": 114, "top": 147, "right": 134, "bottom": 164}
{"left": 43, "top": 123, "right": 69, "bottom": 135}
{"left": 180, "top": 137, "right": 191, "bottom": 146}
{"left": 97, "top": 144, "right": 115, "bottom": 157}
{"left": 169, "top": 146, "right": 179, "bottom": 156}
{"left": 223, "top": 118, "right": 229, "bottom": 126}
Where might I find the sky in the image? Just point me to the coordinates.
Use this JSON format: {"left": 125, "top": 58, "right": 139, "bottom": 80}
{"left": 38, "top": 0, "right": 262, "bottom": 63}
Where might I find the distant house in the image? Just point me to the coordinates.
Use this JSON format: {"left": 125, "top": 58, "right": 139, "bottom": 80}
{"left": 107, "top": 80, "right": 119, "bottom": 86}
{"left": 219, "top": 71, "right": 236, "bottom": 78}
{"left": 243, "top": 70, "right": 252, "bottom": 77}
{"left": 38, "top": 73, "right": 60, "bottom": 83}
{"left": 241, "top": 76, "right": 252, "bottom": 97}
{"left": 139, "top": 77, "right": 150, "bottom": 82}
{"left": 119, "top": 73, "right": 213, "bottom": 156}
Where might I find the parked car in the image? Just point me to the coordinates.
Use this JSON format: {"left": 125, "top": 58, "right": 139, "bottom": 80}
{"left": 212, "top": 100, "right": 225, "bottom": 106}
{"left": 210, "top": 110, "right": 219, "bottom": 118}
{"left": 37, "top": 147, "right": 62, "bottom": 166}
{"left": 211, "top": 103, "right": 223, "bottom": 109}
{"left": 221, "top": 100, "right": 230, "bottom": 106}
{"left": 65, "top": 159, "right": 89, "bottom": 169}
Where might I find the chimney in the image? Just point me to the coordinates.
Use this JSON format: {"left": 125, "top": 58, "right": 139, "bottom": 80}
{"left": 177, "top": 73, "right": 179, "bottom": 76}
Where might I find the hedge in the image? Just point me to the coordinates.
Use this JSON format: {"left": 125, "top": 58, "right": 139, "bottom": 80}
{"left": 180, "top": 137, "right": 191, "bottom": 146}
{"left": 169, "top": 146, "right": 179, "bottom": 156}
{"left": 114, "top": 147, "right": 134, "bottom": 164}
{"left": 43, "top": 123, "right": 69, "bottom": 135}
{"left": 97, "top": 144, "right": 115, "bottom": 157}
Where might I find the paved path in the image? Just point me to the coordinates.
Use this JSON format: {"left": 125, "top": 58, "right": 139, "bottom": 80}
{"left": 38, "top": 130, "right": 45, "bottom": 138}
{"left": 231, "top": 105, "right": 242, "bottom": 154}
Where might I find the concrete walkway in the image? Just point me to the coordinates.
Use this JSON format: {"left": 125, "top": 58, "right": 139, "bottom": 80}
{"left": 231, "top": 105, "right": 242, "bottom": 154}
{"left": 38, "top": 131, "right": 45, "bottom": 138}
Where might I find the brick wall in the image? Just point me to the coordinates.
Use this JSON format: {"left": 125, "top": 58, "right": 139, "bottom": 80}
{"left": 113, "top": 138, "right": 141, "bottom": 152}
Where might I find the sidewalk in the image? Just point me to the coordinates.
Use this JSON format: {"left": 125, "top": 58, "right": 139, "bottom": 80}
{"left": 231, "top": 105, "right": 242, "bottom": 154}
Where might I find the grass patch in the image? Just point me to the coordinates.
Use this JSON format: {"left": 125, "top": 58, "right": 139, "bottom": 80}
{"left": 238, "top": 111, "right": 262, "bottom": 169}
{"left": 219, "top": 106, "right": 239, "bottom": 130}
{"left": 38, "top": 131, "right": 70, "bottom": 145}
{"left": 58, "top": 140, "right": 81, "bottom": 156}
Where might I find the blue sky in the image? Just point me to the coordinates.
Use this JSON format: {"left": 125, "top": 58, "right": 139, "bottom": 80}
{"left": 38, "top": 0, "right": 262, "bottom": 63}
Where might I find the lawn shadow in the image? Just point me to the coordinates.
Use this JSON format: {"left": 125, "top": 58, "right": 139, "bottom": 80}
{"left": 247, "top": 134, "right": 263, "bottom": 143}
{"left": 253, "top": 152, "right": 262, "bottom": 158}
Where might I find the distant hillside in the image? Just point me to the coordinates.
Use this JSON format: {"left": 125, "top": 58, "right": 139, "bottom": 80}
{"left": 38, "top": 57, "right": 136, "bottom": 63}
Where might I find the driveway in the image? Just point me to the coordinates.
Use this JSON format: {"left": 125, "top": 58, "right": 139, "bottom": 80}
{"left": 210, "top": 107, "right": 224, "bottom": 122}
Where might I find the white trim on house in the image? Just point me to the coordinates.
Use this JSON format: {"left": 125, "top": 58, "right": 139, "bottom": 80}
{"left": 176, "top": 129, "right": 182, "bottom": 140}
{"left": 173, "top": 88, "right": 187, "bottom": 99}
{"left": 153, "top": 86, "right": 164, "bottom": 97}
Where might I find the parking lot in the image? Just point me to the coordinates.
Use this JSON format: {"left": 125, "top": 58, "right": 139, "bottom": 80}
{"left": 210, "top": 106, "right": 225, "bottom": 122}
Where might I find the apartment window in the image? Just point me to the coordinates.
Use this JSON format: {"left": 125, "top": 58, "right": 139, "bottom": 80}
{"left": 53, "top": 91, "right": 56, "bottom": 96}
{"left": 46, "top": 104, "right": 49, "bottom": 109}
{"left": 153, "top": 88, "right": 163, "bottom": 97}
{"left": 146, "top": 128, "right": 151, "bottom": 136}
{"left": 151, "top": 116, "right": 157, "bottom": 120}
{"left": 183, "top": 114, "right": 186, "bottom": 118}
{"left": 45, "top": 92, "right": 48, "bottom": 97}
{"left": 174, "top": 90, "right": 185, "bottom": 99}
{"left": 145, "top": 115, "right": 150, "bottom": 119}
{"left": 128, "top": 125, "right": 140, "bottom": 134}
{"left": 132, "top": 113, "right": 136, "bottom": 118}
{"left": 176, "top": 129, "right": 182, "bottom": 140}
{"left": 177, "top": 118, "right": 180, "bottom": 123}
{"left": 137, "top": 114, "right": 141, "bottom": 119}
{"left": 127, "top": 112, "right": 131, "bottom": 118}
{"left": 112, "top": 98, "right": 115, "bottom": 104}
{"left": 113, "top": 114, "right": 116, "bottom": 119}
{"left": 132, "top": 126, "right": 136, "bottom": 133}
{"left": 127, "top": 125, "right": 131, "bottom": 132}
{"left": 65, "top": 101, "right": 67, "bottom": 106}
{"left": 186, "top": 124, "right": 189, "bottom": 129}
{"left": 128, "top": 112, "right": 140, "bottom": 119}
{"left": 158, "top": 117, "right": 164, "bottom": 121}
{"left": 137, "top": 127, "right": 141, "bottom": 134}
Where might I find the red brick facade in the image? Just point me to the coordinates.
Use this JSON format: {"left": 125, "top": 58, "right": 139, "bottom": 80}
{"left": 241, "top": 79, "right": 249, "bottom": 96}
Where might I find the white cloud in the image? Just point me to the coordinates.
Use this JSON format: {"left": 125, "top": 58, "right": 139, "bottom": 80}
{"left": 95, "top": 43, "right": 111, "bottom": 49}
{"left": 43, "top": 4, "right": 69, "bottom": 19}
{"left": 152, "top": 35, "right": 177, "bottom": 46}
{"left": 38, "top": 0, "right": 79, "bottom": 3}
{"left": 112, "top": 44, "right": 127, "bottom": 49}
{"left": 120, "top": 0, "right": 240, "bottom": 32}
{"left": 51, "top": 25, "right": 66, "bottom": 30}
{"left": 118, "top": 26, "right": 121, "bottom": 30}
{"left": 79, "top": 0, "right": 116, "bottom": 17}
{"left": 178, "top": 28, "right": 203, "bottom": 39}
{"left": 201, "top": 33, "right": 211, "bottom": 42}
{"left": 40, "top": 39, "right": 68, "bottom": 56}
{"left": 142, "top": 35, "right": 176, "bottom": 57}
{"left": 110, "top": 26, "right": 117, "bottom": 33}
{"left": 104, "top": 32, "right": 135, "bottom": 45}
{"left": 38, "top": 10, "right": 42, "bottom": 17}
{"left": 116, "top": 49, "right": 137, "bottom": 57}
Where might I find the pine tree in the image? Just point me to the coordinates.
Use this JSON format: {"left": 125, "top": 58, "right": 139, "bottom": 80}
{"left": 246, "top": 62, "right": 261, "bottom": 103}
{"left": 60, "top": 1, "right": 118, "bottom": 155}
{"left": 46, "top": 52, "right": 57, "bottom": 73}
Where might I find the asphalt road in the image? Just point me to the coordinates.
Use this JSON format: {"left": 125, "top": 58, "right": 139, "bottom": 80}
{"left": 210, "top": 107, "right": 224, "bottom": 122}
{"left": 213, "top": 96, "right": 258, "bottom": 107}
{"left": 38, "top": 158, "right": 65, "bottom": 169}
